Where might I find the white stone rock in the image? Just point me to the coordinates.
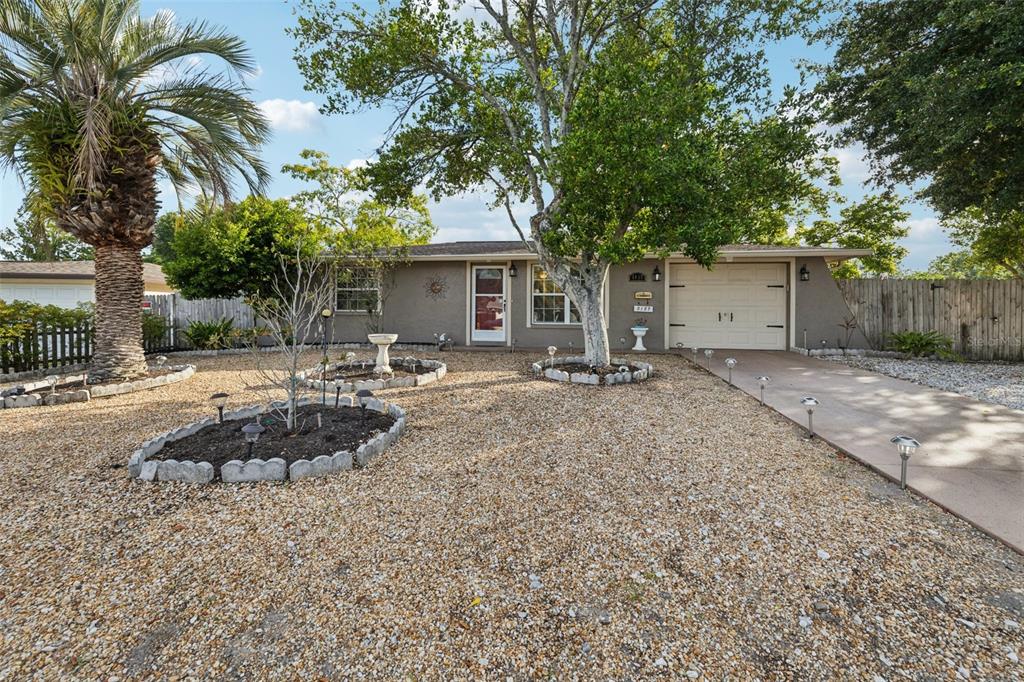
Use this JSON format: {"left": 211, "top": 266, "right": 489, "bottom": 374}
{"left": 222, "top": 457, "right": 286, "bottom": 482}
{"left": 139, "top": 461, "right": 159, "bottom": 482}
{"left": 157, "top": 460, "right": 213, "bottom": 483}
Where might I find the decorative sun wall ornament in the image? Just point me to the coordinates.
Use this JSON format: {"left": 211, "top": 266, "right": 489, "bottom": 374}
{"left": 424, "top": 275, "right": 449, "bottom": 299}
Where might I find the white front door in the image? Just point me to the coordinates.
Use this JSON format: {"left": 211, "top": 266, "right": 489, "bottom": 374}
{"left": 471, "top": 266, "right": 506, "bottom": 342}
{"left": 669, "top": 263, "right": 787, "bottom": 350}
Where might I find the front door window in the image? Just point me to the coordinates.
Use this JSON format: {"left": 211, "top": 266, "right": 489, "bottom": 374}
{"left": 472, "top": 266, "right": 505, "bottom": 342}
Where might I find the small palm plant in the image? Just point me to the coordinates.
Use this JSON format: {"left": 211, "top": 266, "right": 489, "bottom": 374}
{"left": 0, "top": 0, "right": 269, "bottom": 380}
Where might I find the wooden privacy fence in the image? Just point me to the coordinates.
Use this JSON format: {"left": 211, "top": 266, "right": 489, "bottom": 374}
{"left": 838, "top": 279, "right": 1024, "bottom": 361}
{"left": 144, "top": 294, "right": 254, "bottom": 348}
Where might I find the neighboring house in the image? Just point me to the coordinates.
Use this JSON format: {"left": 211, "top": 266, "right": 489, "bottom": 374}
{"left": 0, "top": 261, "right": 173, "bottom": 308}
{"left": 329, "top": 241, "right": 871, "bottom": 351}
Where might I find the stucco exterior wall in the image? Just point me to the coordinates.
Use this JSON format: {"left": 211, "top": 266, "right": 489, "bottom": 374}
{"left": 794, "top": 256, "right": 870, "bottom": 349}
{"left": 328, "top": 261, "right": 467, "bottom": 345}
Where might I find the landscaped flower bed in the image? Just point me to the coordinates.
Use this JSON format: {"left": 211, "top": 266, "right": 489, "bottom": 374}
{"left": 301, "top": 356, "right": 446, "bottom": 393}
{"left": 127, "top": 394, "right": 407, "bottom": 483}
{"left": 0, "top": 364, "right": 195, "bottom": 409}
{"left": 531, "top": 355, "right": 653, "bottom": 385}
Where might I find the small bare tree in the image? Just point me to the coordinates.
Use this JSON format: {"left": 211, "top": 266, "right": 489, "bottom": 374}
{"left": 247, "top": 242, "right": 336, "bottom": 431}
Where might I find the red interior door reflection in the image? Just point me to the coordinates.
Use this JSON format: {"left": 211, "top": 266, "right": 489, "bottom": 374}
{"left": 474, "top": 268, "right": 504, "bottom": 331}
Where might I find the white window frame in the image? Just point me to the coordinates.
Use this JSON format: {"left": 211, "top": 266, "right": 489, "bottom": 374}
{"left": 529, "top": 264, "right": 582, "bottom": 326}
{"left": 335, "top": 265, "right": 381, "bottom": 314}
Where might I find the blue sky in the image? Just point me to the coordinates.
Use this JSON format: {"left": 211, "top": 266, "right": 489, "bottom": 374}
{"left": 0, "top": 0, "right": 950, "bottom": 269}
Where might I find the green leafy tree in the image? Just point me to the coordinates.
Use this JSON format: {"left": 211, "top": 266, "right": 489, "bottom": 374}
{"left": 904, "top": 250, "right": 1013, "bottom": 280}
{"left": 944, "top": 208, "right": 1024, "bottom": 279}
{"left": 163, "top": 197, "right": 325, "bottom": 299}
{"left": 145, "top": 213, "right": 180, "bottom": 265}
{"left": 0, "top": 0, "right": 269, "bottom": 380}
{"left": 0, "top": 197, "right": 92, "bottom": 261}
{"left": 797, "top": 194, "right": 910, "bottom": 278}
{"left": 814, "top": 0, "right": 1024, "bottom": 222}
{"left": 292, "top": 0, "right": 833, "bottom": 365}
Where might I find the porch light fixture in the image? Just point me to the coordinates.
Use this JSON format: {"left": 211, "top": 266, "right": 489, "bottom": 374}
{"left": 890, "top": 435, "right": 920, "bottom": 490}
{"left": 652, "top": 266, "right": 662, "bottom": 282}
{"left": 509, "top": 263, "right": 518, "bottom": 278}
{"left": 755, "top": 376, "right": 771, "bottom": 404}
{"left": 799, "top": 265, "right": 810, "bottom": 282}
{"left": 241, "top": 422, "right": 266, "bottom": 459}
{"left": 724, "top": 357, "right": 737, "bottom": 384}
{"left": 210, "top": 392, "right": 229, "bottom": 423}
{"left": 547, "top": 345, "right": 557, "bottom": 368}
{"left": 704, "top": 348, "right": 714, "bottom": 368}
{"left": 356, "top": 388, "right": 375, "bottom": 439}
{"left": 800, "top": 396, "right": 819, "bottom": 439}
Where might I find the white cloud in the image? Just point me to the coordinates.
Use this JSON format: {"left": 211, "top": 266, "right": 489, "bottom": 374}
{"left": 833, "top": 144, "right": 871, "bottom": 184}
{"left": 905, "top": 217, "right": 941, "bottom": 238}
{"left": 258, "top": 99, "right": 322, "bottom": 132}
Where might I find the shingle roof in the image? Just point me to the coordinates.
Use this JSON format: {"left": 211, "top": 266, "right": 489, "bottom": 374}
{"left": 0, "top": 260, "right": 168, "bottom": 285}
{"left": 406, "top": 241, "right": 870, "bottom": 258}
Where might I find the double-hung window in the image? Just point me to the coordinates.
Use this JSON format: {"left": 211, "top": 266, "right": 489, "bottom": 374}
{"left": 531, "top": 265, "right": 580, "bottom": 324}
{"left": 336, "top": 265, "right": 380, "bottom": 313}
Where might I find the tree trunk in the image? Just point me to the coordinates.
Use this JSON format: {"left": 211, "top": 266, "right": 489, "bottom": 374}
{"left": 90, "top": 244, "right": 148, "bottom": 381}
{"left": 576, "top": 264, "right": 612, "bottom": 366}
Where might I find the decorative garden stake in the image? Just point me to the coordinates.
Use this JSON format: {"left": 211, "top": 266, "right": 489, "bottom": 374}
{"left": 755, "top": 376, "right": 771, "bottom": 405}
{"left": 800, "top": 396, "right": 819, "bottom": 439}
{"left": 547, "top": 345, "right": 557, "bottom": 368}
{"left": 356, "top": 388, "right": 374, "bottom": 438}
{"left": 890, "top": 435, "right": 920, "bottom": 490}
{"left": 704, "top": 348, "right": 714, "bottom": 368}
{"left": 334, "top": 374, "right": 345, "bottom": 408}
{"left": 241, "top": 422, "right": 266, "bottom": 459}
{"left": 210, "top": 392, "right": 229, "bottom": 423}
{"left": 320, "top": 309, "right": 333, "bottom": 403}
{"left": 724, "top": 357, "right": 737, "bottom": 384}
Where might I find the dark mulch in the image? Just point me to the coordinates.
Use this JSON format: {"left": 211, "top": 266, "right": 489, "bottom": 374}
{"left": 153, "top": 404, "right": 395, "bottom": 471}
{"left": 546, "top": 362, "right": 644, "bottom": 377}
{"left": 318, "top": 360, "right": 434, "bottom": 381}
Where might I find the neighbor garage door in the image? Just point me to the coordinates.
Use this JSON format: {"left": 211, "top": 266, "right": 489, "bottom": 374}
{"left": 668, "top": 263, "right": 787, "bottom": 350}
{"left": 0, "top": 283, "right": 95, "bottom": 308}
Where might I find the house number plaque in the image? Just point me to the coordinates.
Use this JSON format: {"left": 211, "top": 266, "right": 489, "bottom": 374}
{"left": 634, "top": 291, "right": 653, "bottom": 300}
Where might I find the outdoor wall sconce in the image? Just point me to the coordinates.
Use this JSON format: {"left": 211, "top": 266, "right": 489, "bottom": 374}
{"left": 799, "top": 265, "right": 810, "bottom": 282}
{"left": 652, "top": 266, "right": 662, "bottom": 282}
{"left": 890, "top": 435, "right": 920, "bottom": 490}
{"left": 509, "top": 263, "right": 518, "bottom": 278}
{"left": 800, "top": 396, "right": 819, "bottom": 439}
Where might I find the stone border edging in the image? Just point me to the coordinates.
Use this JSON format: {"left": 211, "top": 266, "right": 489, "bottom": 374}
{"left": 530, "top": 356, "right": 654, "bottom": 385}
{"left": 1, "top": 363, "right": 90, "bottom": 384}
{"left": 791, "top": 347, "right": 927, "bottom": 360}
{"left": 300, "top": 357, "right": 447, "bottom": 393}
{"left": 154, "top": 342, "right": 438, "bottom": 358}
{"left": 128, "top": 394, "right": 407, "bottom": 484}
{"left": 1, "top": 364, "right": 195, "bottom": 409}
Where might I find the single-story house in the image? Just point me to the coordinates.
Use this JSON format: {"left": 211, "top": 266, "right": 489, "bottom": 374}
{"left": 328, "top": 241, "right": 871, "bottom": 352}
{"left": 0, "top": 260, "right": 173, "bottom": 308}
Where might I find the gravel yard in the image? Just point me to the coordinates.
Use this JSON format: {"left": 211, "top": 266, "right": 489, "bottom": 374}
{"left": 1, "top": 351, "right": 1022, "bottom": 679}
{"left": 825, "top": 355, "right": 1024, "bottom": 411}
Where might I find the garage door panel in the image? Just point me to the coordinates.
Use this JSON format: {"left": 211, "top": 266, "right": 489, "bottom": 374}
{"left": 668, "top": 263, "right": 787, "bottom": 350}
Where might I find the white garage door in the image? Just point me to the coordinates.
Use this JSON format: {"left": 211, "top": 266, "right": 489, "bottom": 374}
{"left": 668, "top": 263, "right": 787, "bottom": 350}
{"left": 0, "top": 283, "right": 95, "bottom": 308}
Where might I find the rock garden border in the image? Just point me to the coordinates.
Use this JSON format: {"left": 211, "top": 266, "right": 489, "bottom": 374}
{"left": 531, "top": 356, "right": 654, "bottom": 386}
{"left": 128, "top": 395, "right": 407, "bottom": 484}
{"left": 300, "top": 357, "right": 447, "bottom": 393}
{"left": 1, "top": 364, "right": 195, "bottom": 409}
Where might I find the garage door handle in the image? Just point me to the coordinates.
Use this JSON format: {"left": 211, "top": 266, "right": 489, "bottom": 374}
{"left": 766, "top": 285, "right": 785, "bottom": 288}
{"left": 766, "top": 324, "right": 784, "bottom": 328}
{"left": 730, "top": 313, "right": 733, "bottom": 322}
{"left": 718, "top": 312, "right": 721, "bottom": 322}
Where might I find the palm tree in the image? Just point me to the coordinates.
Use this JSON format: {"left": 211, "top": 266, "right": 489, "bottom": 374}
{"left": 0, "top": 0, "right": 269, "bottom": 380}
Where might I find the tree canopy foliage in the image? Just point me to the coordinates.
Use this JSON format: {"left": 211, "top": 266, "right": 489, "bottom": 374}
{"left": 796, "top": 194, "right": 909, "bottom": 278}
{"left": 0, "top": 197, "right": 92, "bottom": 261}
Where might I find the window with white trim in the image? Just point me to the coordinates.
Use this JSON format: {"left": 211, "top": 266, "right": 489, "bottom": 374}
{"left": 531, "top": 265, "right": 580, "bottom": 324}
{"left": 336, "top": 265, "right": 380, "bottom": 313}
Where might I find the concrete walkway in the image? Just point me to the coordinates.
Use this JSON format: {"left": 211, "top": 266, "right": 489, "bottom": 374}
{"left": 704, "top": 351, "right": 1024, "bottom": 553}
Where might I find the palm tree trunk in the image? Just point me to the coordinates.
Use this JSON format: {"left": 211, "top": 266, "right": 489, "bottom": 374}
{"left": 90, "top": 244, "right": 148, "bottom": 381}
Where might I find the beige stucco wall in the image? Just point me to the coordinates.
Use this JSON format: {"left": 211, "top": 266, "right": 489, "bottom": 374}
{"left": 794, "top": 256, "right": 869, "bottom": 349}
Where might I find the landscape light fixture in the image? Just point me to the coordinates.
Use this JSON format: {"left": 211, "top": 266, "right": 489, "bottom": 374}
{"left": 755, "top": 376, "right": 771, "bottom": 405}
{"left": 724, "top": 357, "right": 737, "bottom": 384}
{"left": 691, "top": 346, "right": 699, "bottom": 362}
{"left": 704, "top": 348, "right": 714, "bottom": 368}
{"left": 320, "top": 309, "right": 333, "bottom": 403}
{"left": 46, "top": 375, "right": 58, "bottom": 394}
{"left": 333, "top": 375, "right": 345, "bottom": 407}
{"left": 652, "top": 265, "right": 662, "bottom": 282}
{"left": 508, "top": 263, "right": 518, "bottom": 278}
{"left": 356, "top": 388, "right": 375, "bottom": 438}
{"left": 547, "top": 345, "right": 557, "bottom": 368}
{"left": 155, "top": 355, "right": 168, "bottom": 369}
{"left": 618, "top": 365, "right": 629, "bottom": 373}
{"left": 800, "top": 396, "right": 819, "bottom": 439}
{"left": 799, "top": 265, "right": 810, "bottom": 282}
{"left": 210, "top": 392, "right": 229, "bottom": 423}
{"left": 241, "top": 422, "right": 266, "bottom": 459}
{"left": 890, "top": 435, "right": 920, "bottom": 490}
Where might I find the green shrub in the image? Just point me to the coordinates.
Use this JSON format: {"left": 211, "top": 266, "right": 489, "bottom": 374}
{"left": 231, "top": 325, "right": 271, "bottom": 346}
{"left": 887, "top": 330, "right": 956, "bottom": 359}
{"left": 183, "top": 317, "right": 234, "bottom": 349}
{"left": 141, "top": 312, "right": 169, "bottom": 346}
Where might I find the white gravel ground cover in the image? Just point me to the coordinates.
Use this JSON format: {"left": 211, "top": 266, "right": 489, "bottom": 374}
{"left": 824, "top": 355, "right": 1024, "bottom": 411}
{"left": 1, "top": 351, "right": 1022, "bottom": 679}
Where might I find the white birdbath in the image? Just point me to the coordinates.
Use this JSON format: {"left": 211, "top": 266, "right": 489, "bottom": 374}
{"left": 367, "top": 333, "right": 398, "bottom": 375}
{"left": 630, "top": 326, "right": 648, "bottom": 352}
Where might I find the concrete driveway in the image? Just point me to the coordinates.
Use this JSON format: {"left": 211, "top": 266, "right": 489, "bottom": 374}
{"left": 704, "top": 350, "right": 1024, "bottom": 553}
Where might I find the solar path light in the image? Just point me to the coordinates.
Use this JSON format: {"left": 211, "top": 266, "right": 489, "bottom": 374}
{"left": 755, "top": 376, "right": 770, "bottom": 405}
{"left": 890, "top": 435, "right": 920, "bottom": 490}
{"left": 724, "top": 357, "right": 737, "bottom": 384}
{"left": 704, "top": 348, "right": 714, "bottom": 369}
{"left": 210, "top": 392, "right": 229, "bottom": 423}
{"left": 800, "top": 396, "right": 819, "bottom": 439}
{"left": 242, "top": 422, "right": 265, "bottom": 458}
